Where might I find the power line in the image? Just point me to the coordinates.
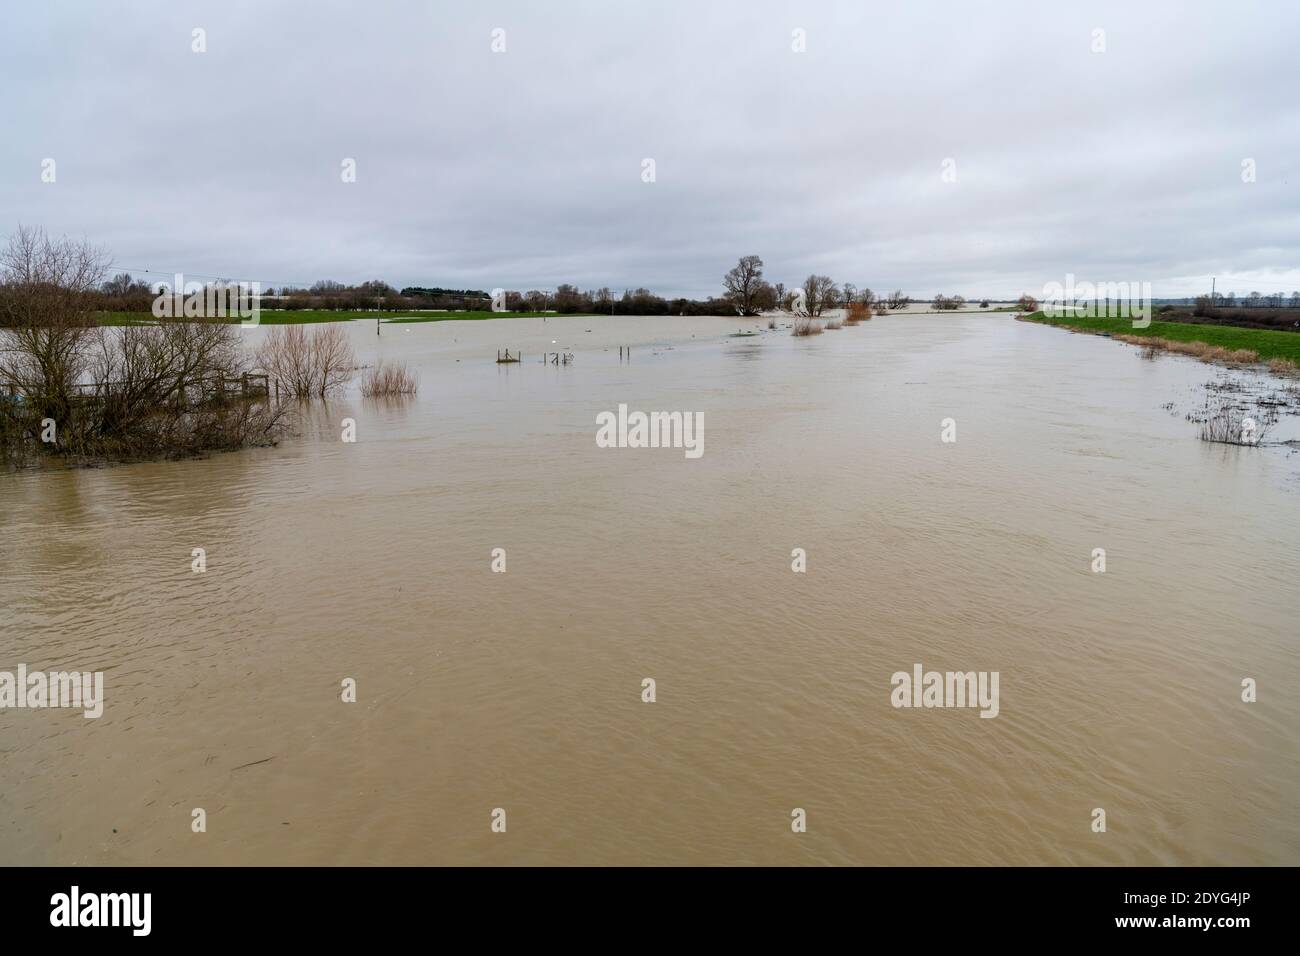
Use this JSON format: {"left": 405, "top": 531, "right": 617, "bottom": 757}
{"left": 113, "top": 266, "right": 321, "bottom": 288}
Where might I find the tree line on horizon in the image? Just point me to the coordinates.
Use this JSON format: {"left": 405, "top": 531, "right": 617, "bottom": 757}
{"left": 1, "top": 227, "right": 1057, "bottom": 320}
{"left": 76, "top": 268, "right": 1300, "bottom": 319}
{"left": 73, "top": 255, "right": 918, "bottom": 317}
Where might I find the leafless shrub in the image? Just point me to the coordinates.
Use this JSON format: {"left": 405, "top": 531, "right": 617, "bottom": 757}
{"left": 0, "top": 226, "right": 287, "bottom": 465}
{"left": 1199, "top": 406, "right": 1270, "bottom": 446}
{"left": 256, "top": 324, "right": 356, "bottom": 397}
{"left": 0, "top": 226, "right": 107, "bottom": 433}
{"left": 360, "top": 359, "right": 418, "bottom": 397}
{"left": 255, "top": 325, "right": 313, "bottom": 397}
{"left": 792, "top": 316, "right": 823, "bottom": 336}
{"left": 0, "top": 225, "right": 107, "bottom": 329}
{"left": 2, "top": 318, "right": 283, "bottom": 463}
{"left": 311, "top": 323, "right": 356, "bottom": 395}
{"left": 844, "top": 302, "right": 873, "bottom": 325}
{"left": 824, "top": 317, "right": 843, "bottom": 330}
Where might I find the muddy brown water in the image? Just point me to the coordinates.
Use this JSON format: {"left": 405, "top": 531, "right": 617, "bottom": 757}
{"left": 2, "top": 313, "right": 1297, "bottom": 865}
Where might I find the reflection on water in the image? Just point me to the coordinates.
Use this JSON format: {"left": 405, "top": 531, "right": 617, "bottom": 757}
{"left": 1, "top": 313, "right": 1297, "bottom": 865}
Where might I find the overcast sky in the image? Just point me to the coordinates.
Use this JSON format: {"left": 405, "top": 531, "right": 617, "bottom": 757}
{"left": 3, "top": 0, "right": 1298, "bottom": 299}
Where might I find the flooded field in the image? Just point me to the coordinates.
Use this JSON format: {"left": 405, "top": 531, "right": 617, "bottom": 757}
{"left": 2, "top": 313, "right": 1297, "bottom": 865}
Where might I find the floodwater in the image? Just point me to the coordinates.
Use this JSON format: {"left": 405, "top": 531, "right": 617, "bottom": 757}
{"left": 2, "top": 312, "right": 1298, "bottom": 866}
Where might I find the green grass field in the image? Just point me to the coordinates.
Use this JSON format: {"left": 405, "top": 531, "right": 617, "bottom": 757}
{"left": 1021, "top": 310, "right": 1300, "bottom": 364}
{"left": 95, "top": 310, "right": 592, "bottom": 327}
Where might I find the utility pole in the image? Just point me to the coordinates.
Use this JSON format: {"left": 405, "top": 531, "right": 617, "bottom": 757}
{"left": 1211, "top": 276, "right": 1216, "bottom": 305}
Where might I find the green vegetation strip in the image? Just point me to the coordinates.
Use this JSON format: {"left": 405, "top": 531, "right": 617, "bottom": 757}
{"left": 1021, "top": 311, "right": 1300, "bottom": 364}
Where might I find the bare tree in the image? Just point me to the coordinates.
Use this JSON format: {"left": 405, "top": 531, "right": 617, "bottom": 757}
{"left": 723, "top": 255, "right": 766, "bottom": 315}
{"left": 256, "top": 324, "right": 356, "bottom": 398}
{"left": 0, "top": 226, "right": 109, "bottom": 435}
{"left": 753, "top": 281, "right": 778, "bottom": 312}
{"left": 313, "top": 323, "right": 356, "bottom": 395}
{"left": 801, "top": 274, "right": 838, "bottom": 317}
{"left": 0, "top": 227, "right": 283, "bottom": 461}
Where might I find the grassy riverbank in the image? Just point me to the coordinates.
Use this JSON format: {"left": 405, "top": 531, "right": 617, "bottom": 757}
{"left": 1019, "top": 310, "right": 1300, "bottom": 368}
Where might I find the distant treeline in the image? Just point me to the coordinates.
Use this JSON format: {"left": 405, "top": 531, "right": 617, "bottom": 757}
{"left": 80, "top": 276, "right": 756, "bottom": 315}
{"left": 38, "top": 258, "right": 1300, "bottom": 321}
{"left": 65, "top": 255, "right": 943, "bottom": 317}
{"left": 501, "top": 286, "right": 739, "bottom": 315}
{"left": 1195, "top": 292, "right": 1300, "bottom": 310}
{"left": 76, "top": 276, "right": 497, "bottom": 314}
{"left": 399, "top": 286, "right": 490, "bottom": 299}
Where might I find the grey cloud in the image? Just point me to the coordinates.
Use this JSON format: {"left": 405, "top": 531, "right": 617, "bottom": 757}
{"left": 2, "top": 0, "right": 1297, "bottom": 299}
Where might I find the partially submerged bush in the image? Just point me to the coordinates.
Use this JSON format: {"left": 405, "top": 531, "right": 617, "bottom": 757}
{"left": 1, "top": 319, "right": 284, "bottom": 464}
{"left": 256, "top": 323, "right": 356, "bottom": 397}
{"left": 360, "top": 359, "right": 418, "bottom": 397}
{"left": 844, "top": 302, "right": 873, "bottom": 325}
{"left": 0, "top": 226, "right": 286, "bottom": 464}
{"left": 792, "top": 316, "right": 823, "bottom": 336}
{"left": 1199, "top": 406, "right": 1270, "bottom": 446}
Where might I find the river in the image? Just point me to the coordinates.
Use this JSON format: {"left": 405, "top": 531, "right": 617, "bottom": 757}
{"left": 2, "top": 312, "right": 1297, "bottom": 865}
